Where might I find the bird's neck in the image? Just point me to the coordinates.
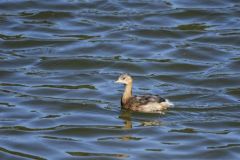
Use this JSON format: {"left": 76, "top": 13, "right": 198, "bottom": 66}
{"left": 122, "top": 82, "right": 132, "bottom": 105}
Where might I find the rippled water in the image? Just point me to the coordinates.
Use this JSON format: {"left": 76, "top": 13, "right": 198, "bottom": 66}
{"left": 0, "top": 0, "right": 240, "bottom": 159}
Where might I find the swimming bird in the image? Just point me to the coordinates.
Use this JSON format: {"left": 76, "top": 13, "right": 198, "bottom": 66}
{"left": 116, "top": 73, "right": 173, "bottom": 113}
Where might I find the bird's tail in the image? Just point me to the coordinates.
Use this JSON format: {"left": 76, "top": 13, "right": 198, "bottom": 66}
{"left": 165, "top": 99, "right": 174, "bottom": 107}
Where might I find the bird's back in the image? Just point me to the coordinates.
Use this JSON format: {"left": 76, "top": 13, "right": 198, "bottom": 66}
{"left": 122, "top": 95, "right": 171, "bottom": 112}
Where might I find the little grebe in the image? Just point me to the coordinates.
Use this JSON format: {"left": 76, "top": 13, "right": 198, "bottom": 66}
{"left": 116, "top": 74, "right": 173, "bottom": 113}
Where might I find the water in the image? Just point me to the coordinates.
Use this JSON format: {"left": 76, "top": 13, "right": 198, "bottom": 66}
{"left": 0, "top": 0, "right": 240, "bottom": 159}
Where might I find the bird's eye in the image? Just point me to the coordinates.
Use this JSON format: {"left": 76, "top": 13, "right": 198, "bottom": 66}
{"left": 123, "top": 77, "right": 126, "bottom": 80}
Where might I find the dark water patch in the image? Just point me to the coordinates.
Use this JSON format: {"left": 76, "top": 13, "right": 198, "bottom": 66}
{"left": 0, "top": 83, "right": 26, "bottom": 87}
{"left": 169, "top": 8, "right": 227, "bottom": 20}
{"left": 0, "top": 147, "right": 46, "bottom": 160}
{"left": 26, "top": 88, "right": 67, "bottom": 96}
{"left": 98, "top": 136, "right": 142, "bottom": 141}
{"left": 56, "top": 34, "right": 100, "bottom": 40}
{"left": 22, "top": 11, "right": 73, "bottom": 20}
{"left": 20, "top": 99, "right": 110, "bottom": 116}
{"left": 208, "top": 143, "right": 240, "bottom": 149}
{"left": 37, "top": 58, "right": 112, "bottom": 70}
{"left": 170, "top": 45, "right": 229, "bottom": 62}
{"left": 182, "top": 121, "right": 240, "bottom": 130}
{"left": 0, "top": 58, "right": 35, "bottom": 68}
{"left": 0, "top": 102, "right": 15, "bottom": 107}
{"left": 22, "top": 20, "right": 54, "bottom": 27}
{"left": 192, "top": 34, "right": 240, "bottom": 46}
{"left": 0, "top": 34, "right": 24, "bottom": 40}
{"left": 226, "top": 88, "right": 240, "bottom": 99}
{"left": 67, "top": 151, "right": 129, "bottom": 158}
{"left": 41, "top": 114, "right": 61, "bottom": 119}
{"left": 0, "top": 39, "right": 76, "bottom": 49}
{"left": 111, "top": 62, "right": 145, "bottom": 73}
{"left": 0, "top": 70, "right": 14, "bottom": 78}
{"left": 0, "top": 125, "right": 70, "bottom": 132}
{"left": 35, "top": 84, "right": 96, "bottom": 90}
{"left": 40, "top": 135, "right": 78, "bottom": 142}
{"left": 177, "top": 23, "right": 209, "bottom": 31}
{"left": 227, "top": 59, "right": 240, "bottom": 72}
{"left": 188, "top": 77, "right": 240, "bottom": 88}
{"left": 145, "top": 148, "right": 163, "bottom": 152}
{"left": 131, "top": 29, "right": 187, "bottom": 40}
{"left": 49, "top": 125, "right": 126, "bottom": 135}
{"left": 120, "top": 1, "right": 171, "bottom": 10}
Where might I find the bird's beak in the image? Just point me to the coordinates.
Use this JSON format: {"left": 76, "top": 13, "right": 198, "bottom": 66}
{"left": 115, "top": 80, "right": 121, "bottom": 83}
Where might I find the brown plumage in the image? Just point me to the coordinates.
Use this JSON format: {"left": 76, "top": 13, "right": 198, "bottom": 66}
{"left": 116, "top": 74, "right": 173, "bottom": 113}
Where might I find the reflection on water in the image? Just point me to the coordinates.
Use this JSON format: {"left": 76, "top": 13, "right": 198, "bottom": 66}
{"left": 120, "top": 110, "right": 163, "bottom": 130}
{"left": 119, "top": 110, "right": 133, "bottom": 130}
{"left": 0, "top": 0, "right": 240, "bottom": 159}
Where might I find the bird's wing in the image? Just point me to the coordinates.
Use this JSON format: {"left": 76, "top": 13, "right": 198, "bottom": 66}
{"left": 133, "top": 95, "right": 166, "bottom": 104}
{"left": 124, "top": 95, "right": 166, "bottom": 111}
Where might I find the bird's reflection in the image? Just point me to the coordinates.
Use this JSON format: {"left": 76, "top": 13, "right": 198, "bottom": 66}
{"left": 119, "top": 109, "right": 132, "bottom": 129}
{"left": 118, "top": 109, "right": 164, "bottom": 141}
{"left": 119, "top": 109, "right": 163, "bottom": 129}
{"left": 118, "top": 110, "right": 134, "bottom": 141}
